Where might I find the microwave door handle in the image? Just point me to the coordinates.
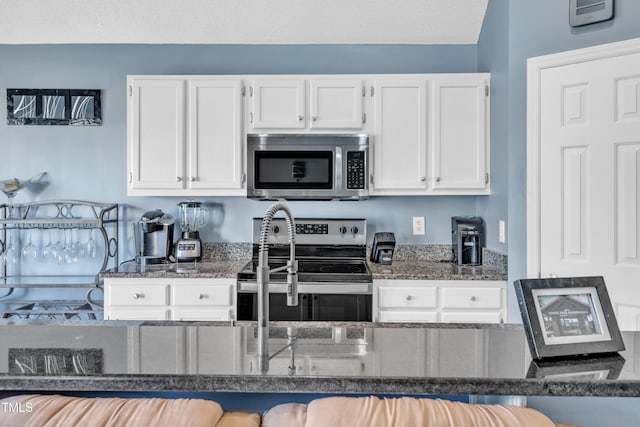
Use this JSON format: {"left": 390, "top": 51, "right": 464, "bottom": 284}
{"left": 334, "top": 147, "right": 343, "bottom": 192}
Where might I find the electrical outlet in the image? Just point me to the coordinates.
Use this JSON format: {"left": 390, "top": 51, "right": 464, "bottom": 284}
{"left": 413, "top": 216, "right": 425, "bottom": 235}
{"left": 498, "top": 220, "right": 506, "bottom": 243}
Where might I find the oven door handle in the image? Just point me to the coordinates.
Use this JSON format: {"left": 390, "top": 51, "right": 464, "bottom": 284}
{"left": 237, "top": 282, "right": 372, "bottom": 294}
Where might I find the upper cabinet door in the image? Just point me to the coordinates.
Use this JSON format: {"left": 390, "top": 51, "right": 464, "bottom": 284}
{"left": 187, "top": 79, "right": 244, "bottom": 191}
{"left": 129, "top": 78, "right": 185, "bottom": 190}
{"left": 251, "top": 79, "right": 306, "bottom": 129}
{"left": 431, "top": 78, "right": 489, "bottom": 192}
{"left": 371, "top": 80, "right": 428, "bottom": 192}
{"left": 309, "top": 79, "right": 364, "bottom": 129}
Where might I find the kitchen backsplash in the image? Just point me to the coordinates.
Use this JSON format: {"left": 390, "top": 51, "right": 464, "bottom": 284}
{"left": 201, "top": 242, "right": 507, "bottom": 276}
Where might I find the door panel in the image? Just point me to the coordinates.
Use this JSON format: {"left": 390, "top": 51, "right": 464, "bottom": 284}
{"left": 540, "top": 52, "right": 640, "bottom": 327}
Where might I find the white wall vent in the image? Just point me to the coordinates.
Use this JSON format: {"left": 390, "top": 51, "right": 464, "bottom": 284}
{"left": 569, "top": 0, "right": 614, "bottom": 27}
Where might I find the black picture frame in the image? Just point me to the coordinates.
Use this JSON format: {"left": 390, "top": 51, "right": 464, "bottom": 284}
{"left": 7, "top": 88, "right": 102, "bottom": 126}
{"left": 514, "top": 276, "right": 625, "bottom": 360}
{"left": 526, "top": 353, "right": 625, "bottom": 380}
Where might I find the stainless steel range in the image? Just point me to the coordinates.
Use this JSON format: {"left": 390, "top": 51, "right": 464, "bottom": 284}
{"left": 237, "top": 218, "right": 372, "bottom": 322}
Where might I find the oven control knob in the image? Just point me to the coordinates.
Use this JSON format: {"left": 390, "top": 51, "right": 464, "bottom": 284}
{"left": 272, "top": 225, "right": 280, "bottom": 234}
{"left": 339, "top": 226, "right": 347, "bottom": 234}
{"left": 351, "top": 226, "right": 359, "bottom": 234}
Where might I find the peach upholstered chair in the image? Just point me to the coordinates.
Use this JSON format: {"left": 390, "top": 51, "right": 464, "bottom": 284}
{"left": 262, "top": 396, "right": 580, "bottom": 427}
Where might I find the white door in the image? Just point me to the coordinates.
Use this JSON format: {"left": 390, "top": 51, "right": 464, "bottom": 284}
{"left": 251, "top": 79, "right": 305, "bottom": 129}
{"left": 187, "top": 79, "right": 244, "bottom": 192}
{"left": 129, "top": 78, "right": 185, "bottom": 190}
{"left": 540, "top": 52, "right": 640, "bottom": 329}
{"left": 431, "top": 78, "right": 489, "bottom": 192}
{"left": 371, "top": 80, "right": 428, "bottom": 192}
{"left": 309, "top": 79, "right": 364, "bottom": 129}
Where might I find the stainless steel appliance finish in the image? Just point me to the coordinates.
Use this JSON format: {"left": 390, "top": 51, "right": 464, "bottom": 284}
{"left": 138, "top": 209, "right": 174, "bottom": 264}
{"left": 175, "top": 201, "right": 208, "bottom": 262}
{"left": 237, "top": 218, "right": 372, "bottom": 322}
{"left": 246, "top": 133, "right": 369, "bottom": 201}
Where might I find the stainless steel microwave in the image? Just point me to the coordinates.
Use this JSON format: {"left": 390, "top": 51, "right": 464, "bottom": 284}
{"left": 246, "top": 133, "right": 369, "bottom": 200}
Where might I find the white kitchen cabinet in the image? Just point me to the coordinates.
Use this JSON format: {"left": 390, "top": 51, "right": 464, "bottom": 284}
{"left": 187, "top": 79, "right": 244, "bottom": 192}
{"left": 249, "top": 78, "right": 365, "bottom": 130}
{"left": 431, "top": 77, "right": 489, "bottom": 193}
{"left": 371, "top": 79, "right": 428, "bottom": 192}
{"left": 104, "top": 278, "right": 236, "bottom": 321}
{"left": 127, "top": 76, "right": 244, "bottom": 196}
{"left": 309, "top": 79, "right": 364, "bottom": 129}
{"left": 128, "top": 78, "right": 185, "bottom": 192}
{"left": 373, "top": 279, "right": 506, "bottom": 323}
{"left": 370, "top": 75, "right": 490, "bottom": 195}
{"left": 250, "top": 79, "right": 306, "bottom": 129}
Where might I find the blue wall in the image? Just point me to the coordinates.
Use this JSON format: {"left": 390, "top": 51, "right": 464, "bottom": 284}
{"left": 0, "top": 44, "right": 483, "bottom": 256}
{"left": 478, "top": 0, "right": 640, "bottom": 425}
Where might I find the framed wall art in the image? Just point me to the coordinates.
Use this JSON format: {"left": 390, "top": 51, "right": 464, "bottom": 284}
{"left": 514, "top": 276, "right": 625, "bottom": 360}
{"left": 7, "top": 88, "right": 102, "bottom": 125}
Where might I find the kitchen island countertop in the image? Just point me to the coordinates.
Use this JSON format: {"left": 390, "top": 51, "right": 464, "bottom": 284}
{"left": 0, "top": 321, "right": 636, "bottom": 397}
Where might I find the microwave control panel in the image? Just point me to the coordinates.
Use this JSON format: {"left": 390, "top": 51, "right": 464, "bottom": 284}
{"left": 346, "top": 151, "right": 366, "bottom": 190}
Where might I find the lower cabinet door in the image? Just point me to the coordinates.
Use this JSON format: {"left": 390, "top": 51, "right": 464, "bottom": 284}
{"left": 107, "top": 308, "right": 169, "bottom": 320}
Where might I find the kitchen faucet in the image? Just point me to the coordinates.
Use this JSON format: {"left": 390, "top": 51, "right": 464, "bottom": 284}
{"left": 256, "top": 202, "right": 298, "bottom": 372}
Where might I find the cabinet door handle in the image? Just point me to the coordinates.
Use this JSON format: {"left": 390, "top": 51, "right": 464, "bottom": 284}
{"left": 470, "top": 296, "right": 478, "bottom": 302}
{"left": 198, "top": 293, "right": 208, "bottom": 300}
{"left": 406, "top": 295, "right": 413, "bottom": 301}
{"left": 190, "top": 176, "right": 196, "bottom": 182}
{"left": 420, "top": 177, "right": 426, "bottom": 182}
{"left": 133, "top": 293, "right": 144, "bottom": 300}
{"left": 176, "top": 177, "right": 182, "bottom": 182}
{"left": 312, "top": 116, "right": 317, "bottom": 122}
{"left": 435, "top": 177, "right": 441, "bottom": 183}
{"left": 298, "top": 115, "right": 304, "bottom": 121}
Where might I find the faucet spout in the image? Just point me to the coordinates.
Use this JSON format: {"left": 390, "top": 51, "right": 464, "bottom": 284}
{"left": 256, "top": 201, "right": 297, "bottom": 372}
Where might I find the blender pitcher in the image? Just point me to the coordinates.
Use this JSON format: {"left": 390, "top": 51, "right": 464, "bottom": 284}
{"left": 175, "top": 201, "right": 208, "bottom": 261}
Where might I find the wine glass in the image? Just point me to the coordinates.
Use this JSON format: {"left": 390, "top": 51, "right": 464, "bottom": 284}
{"left": 22, "top": 230, "right": 38, "bottom": 261}
{"left": 4, "top": 231, "right": 18, "bottom": 266}
{"left": 41, "top": 230, "right": 55, "bottom": 260}
{"left": 86, "top": 229, "right": 96, "bottom": 259}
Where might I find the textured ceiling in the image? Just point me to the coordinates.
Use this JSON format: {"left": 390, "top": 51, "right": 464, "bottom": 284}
{"left": 0, "top": 0, "right": 488, "bottom": 44}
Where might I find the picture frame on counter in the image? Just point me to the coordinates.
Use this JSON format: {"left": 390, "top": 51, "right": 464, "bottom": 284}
{"left": 514, "top": 276, "right": 625, "bottom": 360}
{"left": 6, "top": 88, "right": 102, "bottom": 126}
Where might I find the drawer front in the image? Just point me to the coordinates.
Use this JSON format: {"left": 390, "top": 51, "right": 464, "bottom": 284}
{"left": 107, "top": 308, "right": 169, "bottom": 320}
{"left": 109, "top": 284, "right": 168, "bottom": 306}
{"left": 378, "top": 286, "right": 437, "bottom": 309}
{"left": 441, "top": 287, "right": 502, "bottom": 309}
{"left": 172, "top": 284, "right": 233, "bottom": 307}
{"left": 172, "top": 308, "right": 231, "bottom": 321}
{"left": 440, "top": 311, "right": 503, "bottom": 324}
{"left": 378, "top": 310, "right": 438, "bottom": 323}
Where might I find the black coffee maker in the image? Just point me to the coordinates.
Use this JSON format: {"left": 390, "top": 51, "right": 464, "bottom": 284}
{"left": 451, "top": 216, "right": 485, "bottom": 266}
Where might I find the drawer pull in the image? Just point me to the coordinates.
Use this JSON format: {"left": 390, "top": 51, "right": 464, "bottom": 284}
{"left": 406, "top": 295, "right": 413, "bottom": 301}
{"left": 133, "top": 293, "right": 144, "bottom": 300}
{"left": 198, "top": 293, "right": 208, "bottom": 300}
{"left": 470, "top": 296, "right": 478, "bottom": 302}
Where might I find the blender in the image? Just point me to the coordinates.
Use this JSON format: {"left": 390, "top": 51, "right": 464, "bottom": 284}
{"left": 175, "top": 201, "right": 208, "bottom": 262}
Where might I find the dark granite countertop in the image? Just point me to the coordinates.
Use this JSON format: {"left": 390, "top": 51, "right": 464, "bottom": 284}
{"left": 0, "top": 321, "right": 637, "bottom": 396}
{"left": 101, "top": 259, "right": 506, "bottom": 281}
{"left": 369, "top": 260, "right": 506, "bottom": 281}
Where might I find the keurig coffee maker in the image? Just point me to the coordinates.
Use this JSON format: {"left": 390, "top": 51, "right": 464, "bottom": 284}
{"left": 451, "top": 216, "right": 485, "bottom": 266}
{"left": 137, "top": 209, "right": 174, "bottom": 264}
{"left": 371, "top": 232, "right": 396, "bottom": 265}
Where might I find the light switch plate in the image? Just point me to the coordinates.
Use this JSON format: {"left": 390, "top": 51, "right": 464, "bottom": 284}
{"left": 413, "top": 216, "right": 425, "bottom": 235}
{"left": 498, "top": 220, "right": 506, "bottom": 243}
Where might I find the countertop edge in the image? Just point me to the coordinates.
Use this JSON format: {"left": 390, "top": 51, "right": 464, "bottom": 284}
{"left": 1, "top": 375, "right": 638, "bottom": 397}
